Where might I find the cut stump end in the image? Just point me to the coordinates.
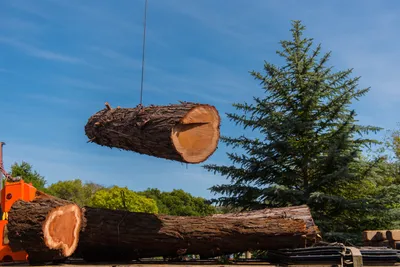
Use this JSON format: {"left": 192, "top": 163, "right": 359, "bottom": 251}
{"left": 42, "top": 204, "right": 82, "bottom": 257}
{"left": 171, "top": 105, "right": 220, "bottom": 163}
{"left": 84, "top": 102, "right": 221, "bottom": 164}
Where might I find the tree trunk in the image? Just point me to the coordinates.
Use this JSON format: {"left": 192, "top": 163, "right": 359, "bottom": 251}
{"left": 76, "top": 206, "right": 316, "bottom": 262}
{"left": 212, "top": 205, "right": 320, "bottom": 243}
{"left": 6, "top": 192, "right": 83, "bottom": 264}
{"left": 84, "top": 102, "right": 220, "bottom": 164}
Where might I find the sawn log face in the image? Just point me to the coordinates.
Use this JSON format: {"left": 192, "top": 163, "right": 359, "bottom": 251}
{"left": 76, "top": 206, "right": 312, "bottom": 261}
{"left": 84, "top": 102, "right": 220, "bottom": 163}
{"left": 7, "top": 193, "right": 82, "bottom": 263}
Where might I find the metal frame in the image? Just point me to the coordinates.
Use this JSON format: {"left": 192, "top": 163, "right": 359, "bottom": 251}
{"left": 0, "top": 142, "right": 6, "bottom": 192}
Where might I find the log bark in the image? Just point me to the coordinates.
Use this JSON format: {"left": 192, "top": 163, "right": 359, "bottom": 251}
{"left": 212, "top": 205, "right": 320, "bottom": 242}
{"left": 6, "top": 192, "right": 83, "bottom": 264}
{"left": 76, "top": 206, "right": 316, "bottom": 262}
{"left": 84, "top": 102, "right": 220, "bottom": 164}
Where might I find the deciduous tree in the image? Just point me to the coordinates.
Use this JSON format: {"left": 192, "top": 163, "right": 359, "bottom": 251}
{"left": 139, "top": 188, "right": 216, "bottom": 216}
{"left": 46, "top": 179, "right": 104, "bottom": 207}
{"left": 91, "top": 186, "right": 158, "bottom": 214}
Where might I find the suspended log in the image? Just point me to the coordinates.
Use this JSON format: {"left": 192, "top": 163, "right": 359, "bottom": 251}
{"left": 76, "top": 205, "right": 317, "bottom": 262}
{"left": 6, "top": 192, "right": 83, "bottom": 264}
{"left": 84, "top": 102, "right": 220, "bottom": 164}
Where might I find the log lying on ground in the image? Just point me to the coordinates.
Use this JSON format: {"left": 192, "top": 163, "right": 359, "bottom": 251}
{"left": 212, "top": 205, "right": 320, "bottom": 243}
{"left": 84, "top": 102, "right": 221, "bottom": 164}
{"left": 76, "top": 205, "right": 318, "bottom": 262}
{"left": 6, "top": 192, "right": 82, "bottom": 264}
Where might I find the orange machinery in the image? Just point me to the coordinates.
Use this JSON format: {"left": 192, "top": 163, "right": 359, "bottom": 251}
{"left": 0, "top": 142, "right": 37, "bottom": 263}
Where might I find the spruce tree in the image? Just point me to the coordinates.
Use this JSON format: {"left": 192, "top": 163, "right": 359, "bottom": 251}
{"left": 204, "top": 21, "right": 390, "bottom": 240}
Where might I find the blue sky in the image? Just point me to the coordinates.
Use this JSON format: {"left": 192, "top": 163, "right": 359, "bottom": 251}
{"left": 1, "top": 0, "right": 400, "bottom": 199}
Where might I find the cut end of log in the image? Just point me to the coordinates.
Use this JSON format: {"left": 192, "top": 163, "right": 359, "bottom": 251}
{"left": 84, "top": 102, "right": 221, "bottom": 164}
{"left": 42, "top": 204, "right": 82, "bottom": 257}
{"left": 171, "top": 105, "right": 220, "bottom": 163}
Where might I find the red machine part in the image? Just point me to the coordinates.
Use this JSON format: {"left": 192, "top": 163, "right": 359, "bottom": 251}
{"left": 0, "top": 142, "right": 37, "bottom": 263}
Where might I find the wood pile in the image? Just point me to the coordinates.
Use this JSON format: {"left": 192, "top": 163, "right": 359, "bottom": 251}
{"left": 5, "top": 192, "right": 320, "bottom": 264}
{"left": 84, "top": 102, "right": 221, "bottom": 164}
{"left": 362, "top": 230, "right": 400, "bottom": 249}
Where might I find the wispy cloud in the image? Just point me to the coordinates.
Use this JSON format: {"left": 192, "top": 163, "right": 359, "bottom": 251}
{"left": 55, "top": 75, "right": 165, "bottom": 98}
{"left": 158, "top": 0, "right": 276, "bottom": 49}
{"left": 20, "top": 93, "right": 98, "bottom": 110}
{"left": 23, "top": 94, "right": 73, "bottom": 105}
{"left": 6, "top": 0, "right": 52, "bottom": 20}
{"left": 146, "top": 57, "right": 256, "bottom": 105}
{"left": 89, "top": 47, "right": 145, "bottom": 70}
{"left": 0, "top": 17, "right": 44, "bottom": 35}
{"left": 44, "top": 0, "right": 143, "bottom": 32}
{"left": 43, "top": 0, "right": 167, "bottom": 47}
{"left": 0, "top": 37, "right": 90, "bottom": 65}
{"left": 57, "top": 77, "right": 110, "bottom": 92}
{"left": 301, "top": 10, "right": 400, "bottom": 111}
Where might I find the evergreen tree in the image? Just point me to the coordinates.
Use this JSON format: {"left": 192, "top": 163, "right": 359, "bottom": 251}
{"left": 204, "top": 21, "right": 390, "bottom": 240}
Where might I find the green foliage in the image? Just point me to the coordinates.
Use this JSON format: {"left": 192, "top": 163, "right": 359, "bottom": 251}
{"left": 371, "top": 125, "right": 400, "bottom": 228}
{"left": 388, "top": 126, "right": 400, "bottom": 161}
{"left": 383, "top": 123, "right": 400, "bottom": 164}
{"left": 214, "top": 205, "right": 242, "bottom": 214}
{"left": 4, "top": 160, "right": 215, "bottom": 217}
{"left": 91, "top": 186, "right": 159, "bottom": 214}
{"left": 46, "top": 179, "right": 104, "bottom": 207}
{"left": 203, "top": 20, "right": 392, "bottom": 242}
{"left": 139, "top": 188, "right": 217, "bottom": 216}
{"left": 10, "top": 161, "right": 47, "bottom": 191}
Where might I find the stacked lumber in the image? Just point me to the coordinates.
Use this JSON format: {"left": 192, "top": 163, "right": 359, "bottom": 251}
{"left": 84, "top": 102, "right": 221, "bottom": 164}
{"left": 363, "top": 230, "right": 389, "bottom": 247}
{"left": 387, "top": 230, "right": 400, "bottom": 249}
{"left": 6, "top": 193, "right": 320, "bottom": 264}
{"left": 362, "top": 230, "right": 400, "bottom": 249}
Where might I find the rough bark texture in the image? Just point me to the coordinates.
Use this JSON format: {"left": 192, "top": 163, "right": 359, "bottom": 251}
{"left": 212, "top": 205, "right": 320, "bottom": 243}
{"left": 84, "top": 102, "right": 220, "bottom": 164}
{"left": 7, "top": 192, "right": 82, "bottom": 264}
{"left": 76, "top": 206, "right": 315, "bottom": 262}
